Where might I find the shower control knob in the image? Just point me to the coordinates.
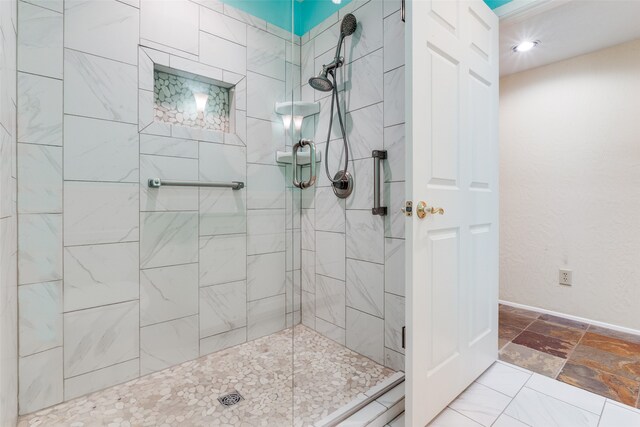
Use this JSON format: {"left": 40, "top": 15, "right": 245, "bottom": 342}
{"left": 416, "top": 201, "right": 445, "bottom": 219}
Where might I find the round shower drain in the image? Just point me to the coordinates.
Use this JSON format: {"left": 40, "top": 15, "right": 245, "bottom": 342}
{"left": 217, "top": 391, "right": 244, "bottom": 407}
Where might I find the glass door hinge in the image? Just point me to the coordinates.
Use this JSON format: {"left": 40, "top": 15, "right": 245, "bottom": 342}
{"left": 402, "top": 326, "right": 406, "bottom": 349}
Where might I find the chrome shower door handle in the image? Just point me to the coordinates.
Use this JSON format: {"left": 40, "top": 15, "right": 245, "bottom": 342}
{"left": 292, "top": 139, "right": 316, "bottom": 189}
{"left": 372, "top": 150, "right": 387, "bottom": 216}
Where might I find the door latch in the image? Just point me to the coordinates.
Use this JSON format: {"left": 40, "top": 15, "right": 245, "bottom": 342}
{"left": 401, "top": 201, "right": 413, "bottom": 216}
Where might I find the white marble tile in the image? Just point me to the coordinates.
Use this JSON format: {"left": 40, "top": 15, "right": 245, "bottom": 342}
{"left": 449, "top": 382, "right": 512, "bottom": 427}
{"left": 316, "top": 231, "right": 345, "bottom": 280}
{"left": 138, "top": 89, "right": 154, "bottom": 131}
{"left": 64, "top": 49, "right": 137, "bottom": 123}
{"left": 200, "top": 187, "right": 247, "bottom": 236}
{"left": 286, "top": 40, "right": 300, "bottom": 66}
{"left": 312, "top": 86, "right": 343, "bottom": 142}
{"left": 64, "top": 242, "right": 138, "bottom": 312}
{"left": 222, "top": 3, "right": 266, "bottom": 30}
{"left": 200, "top": 327, "right": 247, "bottom": 356}
{"left": 18, "top": 213, "right": 62, "bottom": 284}
{"left": 234, "top": 109, "right": 247, "bottom": 146}
{"left": 285, "top": 270, "right": 301, "bottom": 314}
{"left": 315, "top": 187, "right": 345, "bottom": 232}
{"left": 17, "top": 1, "right": 63, "bottom": 78}
{"left": 346, "top": 259, "right": 383, "bottom": 317}
{"left": 384, "top": 347, "right": 405, "bottom": 372}
{"left": 199, "top": 32, "right": 246, "bottom": 75}
{"left": 343, "top": 49, "right": 383, "bottom": 112}
{"left": 313, "top": 22, "right": 339, "bottom": 58}
{"left": 246, "top": 72, "right": 285, "bottom": 121}
{"left": 139, "top": 37, "right": 198, "bottom": 62}
{"left": 138, "top": 46, "right": 154, "bottom": 91}
{"left": 233, "top": 75, "right": 247, "bottom": 111}
{"left": 346, "top": 102, "right": 383, "bottom": 160}
{"left": 524, "top": 373, "right": 605, "bottom": 414}
{"left": 18, "top": 281, "right": 62, "bottom": 356}
{"left": 475, "top": 362, "right": 531, "bottom": 399}
{"left": 285, "top": 229, "right": 301, "bottom": 272}
{"left": 17, "top": 72, "right": 62, "bottom": 146}
{"left": 301, "top": 249, "right": 315, "bottom": 293}
{"left": 384, "top": 65, "right": 405, "bottom": 127}
{"left": 428, "top": 408, "right": 482, "bottom": 426}
{"left": 383, "top": 0, "right": 401, "bottom": 17}
{"left": 64, "top": 358, "right": 139, "bottom": 401}
{"left": 140, "top": 0, "right": 199, "bottom": 55}
{"left": 504, "top": 387, "right": 599, "bottom": 427}
{"left": 345, "top": 158, "right": 374, "bottom": 210}
{"left": 169, "top": 55, "right": 223, "bottom": 83}
{"left": 314, "top": 317, "right": 345, "bottom": 345}
{"left": 384, "top": 293, "right": 404, "bottom": 354}
{"left": 247, "top": 27, "right": 285, "bottom": 80}
{"left": 200, "top": 7, "right": 246, "bottom": 45}
{"left": 383, "top": 11, "right": 405, "bottom": 72}
{"left": 301, "top": 209, "right": 315, "bottom": 250}
{"left": 64, "top": 115, "right": 138, "bottom": 182}
{"left": 140, "top": 211, "right": 198, "bottom": 269}
{"left": 17, "top": 143, "right": 62, "bottom": 213}
{"left": 385, "top": 181, "right": 405, "bottom": 239}
{"left": 140, "top": 263, "right": 198, "bottom": 327}
{"left": 199, "top": 234, "right": 246, "bottom": 286}
{"left": 247, "top": 252, "right": 286, "bottom": 301}
{"left": 309, "top": 11, "right": 338, "bottom": 40}
{"left": 491, "top": 414, "right": 530, "bottom": 427}
{"left": 64, "top": 300, "right": 139, "bottom": 377}
{"left": 343, "top": 0, "right": 383, "bottom": 64}
{"left": 599, "top": 401, "right": 640, "bottom": 427}
{"left": 200, "top": 281, "right": 247, "bottom": 337}
{"left": 22, "top": 0, "right": 63, "bottom": 13}
{"left": 199, "top": 142, "right": 246, "bottom": 182}
{"left": 171, "top": 124, "right": 223, "bottom": 144}
{"left": 316, "top": 274, "right": 345, "bottom": 328}
{"left": 266, "top": 22, "right": 292, "bottom": 41}
{"left": 246, "top": 117, "right": 285, "bottom": 165}
{"left": 301, "top": 41, "right": 315, "bottom": 87}
{"left": 247, "top": 164, "right": 285, "bottom": 209}
{"left": 302, "top": 290, "right": 315, "bottom": 329}
{"left": 346, "top": 307, "right": 384, "bottom": 364}
{"left": 247, "top": 294, "right": 286, "bottom": 341}
{"left": 384, "top": 237, "right": 405, "bottom": 297}
{"left": 18, "top": 347, "right": 63, "bottom": 414}
{"left": 347, "top": 210, "right": 384, "bottom": 264}
{"left": 140, "top": 315, "right": 199, "bottom": 375}
{"left": 64, "top": 182, "right": 139, "bottom": 246}
{"left": 140, "top": 134, "right": 197, "bottom": 158}
{"left": 65, "top": 0, "right": 139, "bottom": 65}
{"left": 191, "top": 0, "right": 223, "bottom": 13}
{"left": 247, "top": 209, "right": 285, "bottom": 255}
{"left": 140, "top": 154, "right": 198, "bottom": 211}
{"left": 383, "top": 122, "right": 405, "bottom": 183}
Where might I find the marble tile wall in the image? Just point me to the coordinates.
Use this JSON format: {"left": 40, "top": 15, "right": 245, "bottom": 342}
{"left": 16, "top": 0, "right": 300, "bottom": 414}
{"left": 299, "top": 0, "right": 406, "bottom": 371}
{"left": 0, "top": 0, "right": 18, "bottom": 424}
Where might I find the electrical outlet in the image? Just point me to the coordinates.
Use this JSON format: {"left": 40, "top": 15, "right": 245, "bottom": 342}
{"left": 559, "top": 269, "right": 572, "bottom": 286}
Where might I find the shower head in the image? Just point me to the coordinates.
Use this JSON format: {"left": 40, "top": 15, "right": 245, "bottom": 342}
{"left": 309, "top": 74, "right": 333, "bottom": 92}
{"left": 341, "top": 13, "right": 357, "bottom": 36}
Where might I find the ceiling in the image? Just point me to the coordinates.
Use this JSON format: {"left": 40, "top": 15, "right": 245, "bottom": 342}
{"left": 498, "top": 0, "right": 640, "bottom": 76}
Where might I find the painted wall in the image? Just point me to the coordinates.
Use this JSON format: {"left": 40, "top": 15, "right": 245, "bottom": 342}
{"left": 16, "top": 0, "right": 299, "bottom": 413}
{"left": 500, "top": 38, "right": 640, "bottom": 330}
{"left": 0, "top": 0, "right": 18, "bottom": 424}
{"left": 299, "top": 0, "right": 406, "bottom": 371}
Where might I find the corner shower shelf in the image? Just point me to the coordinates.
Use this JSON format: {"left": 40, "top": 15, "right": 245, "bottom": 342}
{"left": 274, "top": 101, "right": 320, "bottom": 117}
{"left": 276, "top": 148, "right": 321, "bottom": 165}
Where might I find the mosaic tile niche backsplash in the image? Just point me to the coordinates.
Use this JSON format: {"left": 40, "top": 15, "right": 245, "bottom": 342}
{"left": 154, "top": 70, "right": 231, "bottom": 132}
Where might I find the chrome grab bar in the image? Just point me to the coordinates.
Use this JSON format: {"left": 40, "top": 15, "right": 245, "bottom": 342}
{"left": 148, "top": 179, "right": 244, "bottom": 190}
{"left": 371, "top": 150, "right": 387, "bottom": 216}
{"left": 292, "top": 139, "right": 316, "bottom": 189}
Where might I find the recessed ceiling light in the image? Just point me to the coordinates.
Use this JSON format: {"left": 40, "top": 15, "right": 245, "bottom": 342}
{"left": 512, "top": 40, "right": 540, "bottom": 53}
{"left": 332, "top": 0, "right": 341, "bottom": 4}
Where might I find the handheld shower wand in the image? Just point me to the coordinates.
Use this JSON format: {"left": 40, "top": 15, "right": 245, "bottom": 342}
{"left": 308, "top": 13, "right": 358, "bottom": 198}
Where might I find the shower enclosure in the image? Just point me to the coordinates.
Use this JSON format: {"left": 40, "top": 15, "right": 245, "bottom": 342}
{"left": 8, "top": 0, "right": 407, "bottom": 425}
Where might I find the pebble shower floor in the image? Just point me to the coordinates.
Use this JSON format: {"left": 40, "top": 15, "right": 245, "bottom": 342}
{"left": 18, "top": 325, "right": 395, "bottom": 427}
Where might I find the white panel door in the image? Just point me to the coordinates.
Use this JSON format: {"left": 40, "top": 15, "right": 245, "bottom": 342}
{"left": 405, "top": 0, "right": 499, "bottom": 425}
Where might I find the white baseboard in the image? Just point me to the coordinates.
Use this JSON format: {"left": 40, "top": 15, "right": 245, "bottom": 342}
{"left": 499, "top": 299, "right": 640, "bottom": 338}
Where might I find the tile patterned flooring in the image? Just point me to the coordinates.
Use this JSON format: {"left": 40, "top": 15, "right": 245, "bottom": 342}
{"left": 498, "top": 304, "right": 640, "bottom": 409}
{"left": 17, "top": 325, "right": 394, "bottom": 427}
{"left": 429, "top": 360, "right": 640, "bottom": 427}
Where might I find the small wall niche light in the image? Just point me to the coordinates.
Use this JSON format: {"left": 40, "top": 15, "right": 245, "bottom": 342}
{"left": 293, "top": 116, "right": 304, "bottom": 132}
{"left": 332, "top": 0, "right": 342, "bottom": 4}
{"left": 282, "top": 115, "right": 293, "bottom": 130}
{"left": 512, "top": 40, "right": 540, "bottom": 53}
{"left": 193, "top": 92, "right": 209, "bottom": 112}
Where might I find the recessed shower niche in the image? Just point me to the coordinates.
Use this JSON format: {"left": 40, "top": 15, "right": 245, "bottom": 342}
{"left": 153, "top": 67, "right": 231, "bottom": 132}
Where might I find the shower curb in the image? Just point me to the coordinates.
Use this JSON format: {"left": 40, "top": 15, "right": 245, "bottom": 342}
{"left": 314, "top": 372, "right": 405, "bottom": 427}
